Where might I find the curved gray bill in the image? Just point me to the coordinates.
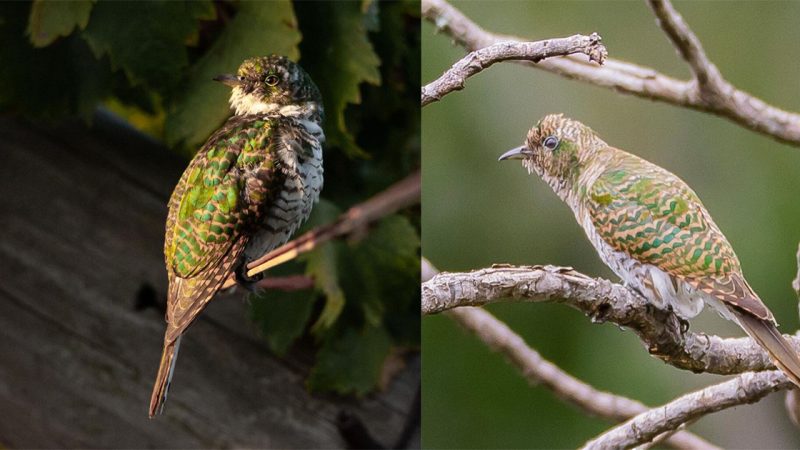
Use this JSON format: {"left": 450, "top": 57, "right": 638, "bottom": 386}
{"left": 213, "top": 74, "right": 242, "bottom": 87}
{"left": 498, "top": 146, "right": 529, "bottom": 161}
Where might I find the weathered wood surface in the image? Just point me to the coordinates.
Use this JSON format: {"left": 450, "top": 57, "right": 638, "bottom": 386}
{"left": 0, "top": 114, "right": 419, "bottom": 448}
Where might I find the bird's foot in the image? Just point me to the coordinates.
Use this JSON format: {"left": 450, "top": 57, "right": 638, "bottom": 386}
{"left": 235, "top": 264, "right": 263, "bottom": 292}
{"left": 678, "top": 316, "right": 690, "bottom": 334}
{"left": 665, "top": 305, "right": 691, "bottom": 334}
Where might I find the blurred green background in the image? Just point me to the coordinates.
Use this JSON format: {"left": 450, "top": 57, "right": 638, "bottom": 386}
{"left": 422, "top": 1, "right": 800, "bottom": 448}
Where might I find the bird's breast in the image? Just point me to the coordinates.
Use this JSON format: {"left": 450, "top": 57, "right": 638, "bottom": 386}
{"left": 243, "top": 127, "right": 323, "bottom": 263}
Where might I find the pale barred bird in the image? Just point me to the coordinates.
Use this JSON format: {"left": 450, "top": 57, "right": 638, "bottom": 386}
{"left": 499, "top": 114, "right": 800, "bottom": 386}
{"left": 150, "top": 55, "right": 324, "bottom": 417}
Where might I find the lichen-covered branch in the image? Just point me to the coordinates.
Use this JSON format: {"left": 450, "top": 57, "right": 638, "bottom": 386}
{"left": 422, "top": 265, "right": 800, "bottom": 375}
{"left": 421, "top": 34, "right": 606, "bottom": 107}
{"left": 582, "top": 370, "right": 790, "bottom": 449}
{"left": 422, "top": 259, "right": 717, "bottom": 449}
{"left": 422, "top": 0, "right": 800, "bottom": 146}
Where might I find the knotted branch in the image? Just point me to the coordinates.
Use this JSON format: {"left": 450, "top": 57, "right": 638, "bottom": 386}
{"left": 422, "top": 0, "right": 800, "bottom": 146}
{"left": 421, "top": 34, "right": 606, "bottom": 107}
{"left": 422, "top": 259, "right": 717, "bottom": 450}
{"left": 422, "top": 265, "right": 799, "bottom": 376}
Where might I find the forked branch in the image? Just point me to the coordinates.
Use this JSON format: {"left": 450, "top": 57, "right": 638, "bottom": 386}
{"left": 422, "top": 0, "right": 800, "bottom": 146}
{"left": 421, "top": 259, "right": 717, "bottom": 450}
{"left": 421, "top": 33, "right": 606, "bottom": 106}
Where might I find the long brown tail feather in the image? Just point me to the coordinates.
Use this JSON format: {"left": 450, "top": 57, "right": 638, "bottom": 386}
{"left": 149, "top": 336, "right": 182, "bottom": 418}
{"left": 733, "top": 309, "right": 800, "bottom": 388}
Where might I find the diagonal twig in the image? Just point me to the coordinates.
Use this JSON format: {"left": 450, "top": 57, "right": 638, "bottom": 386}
{"left": 582, "top": 370, "right": 790, "bottom": 449}
{"left": 221, "top": 170, "right": 420, "bottom": 289}
{"left": 422, "top": 0, "right": 800, "bottom": 146}
{"left": 421, "top": 33, "right": 606, "bottom": 107}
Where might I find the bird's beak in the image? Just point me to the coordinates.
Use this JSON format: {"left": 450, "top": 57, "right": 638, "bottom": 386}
{"left": 498, "top": 145, "right": 530, "bottom": 161}
{"left": 213, "top": 74, "right": 242, "bottom": 87}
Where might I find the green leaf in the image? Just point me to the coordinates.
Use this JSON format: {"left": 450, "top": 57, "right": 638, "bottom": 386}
{"left": 27, "top": 0, "right": 94, "bottom": 48}
{"left": 165, "top": 0, "right": 301, "bottom": 151}
{"left": 81, "top": 1, "right": 214, "bottom": 91}
{"left": 249, "top": 262, "right": 316, "bottom": 356}
{"left": 295, "top": 1, "right": 381, "bottom": 157}
{"left": 343, "top": 215, "right": 420, "bottom": 332}
{"left": 306, "top": 242, "right": 346, "bottom": 335}
{"left": 0, "top": 3, "right": 111, "bottom": 120}
{"left": 308, "top": 325, "right": 391, "bottom": 395}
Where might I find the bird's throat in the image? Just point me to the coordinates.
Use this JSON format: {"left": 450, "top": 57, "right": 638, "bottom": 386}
{"left": 229, "top": 87, "right": 321, "bottom": 119}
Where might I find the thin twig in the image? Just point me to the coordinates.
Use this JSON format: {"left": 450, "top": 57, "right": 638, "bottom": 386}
{"left": 254, "top": 275, "right": 314, "bottom": 292}
{"left": 422, "top": 0, "right": 800, "bottom": 146}
{"left": 646, "top": 0, "right": 723, "bottom": 93}
{"left": 421, "top": 34, "right": 606, "bottom": 107}
{"left": 221, "top": 170, "right": 420, "bottom": 289}
{"left": 422, "top": 265, "right": 799, "bottom": 375}
{"left": 422, "top": 258, "right": 718, "bottom": 450}
{"left": 582, "top": 370, "right": 790, "bottom": 449}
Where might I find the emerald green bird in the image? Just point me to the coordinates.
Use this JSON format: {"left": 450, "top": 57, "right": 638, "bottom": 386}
{"left": 499, "top": 114, "right": 800, "bottom": 386}
{"left": 149, "top": 55, "right": 324, "bottom": 417}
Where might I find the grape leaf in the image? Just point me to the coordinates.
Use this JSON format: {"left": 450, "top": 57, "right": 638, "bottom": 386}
{"left": 0, "top": 3, "right": 110, "bottom": 120}
{"left": 306, "top": 242, "right": 346, "bottom": 336}
{"left": 81, "top": 1, "right": 214, "bottom": 91}
{"left": 295, "top": 1, "right": 381, "bottom": 157}
{"left": 341, "top": 215, "right": 420, "bottom": 332}
{"left": 165, "top": 0, "right": 300, "bottom": 151}
{"left": 308, "top": 325, "right": 391, "bottom": 395}
{"left": 27, "top": 0, "right": 94, "bottom": 48}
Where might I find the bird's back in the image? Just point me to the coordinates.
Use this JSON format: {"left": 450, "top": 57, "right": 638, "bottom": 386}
{"left": 580, "top": 148, "right": 772, "bottom": 321}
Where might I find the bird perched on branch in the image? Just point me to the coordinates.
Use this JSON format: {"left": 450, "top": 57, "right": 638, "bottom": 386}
{"left": 499, "top": 113, "right": 800, "bottom": 386}
{"left": 149, "top": 55, "right": 324, "bottom": 417}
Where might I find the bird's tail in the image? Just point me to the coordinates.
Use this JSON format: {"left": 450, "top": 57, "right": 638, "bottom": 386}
{"left": 733, "top": 309, "right": 800, "bottom": 388}
{"left": 148, "top": 335, "right": 182, "bottom": 418}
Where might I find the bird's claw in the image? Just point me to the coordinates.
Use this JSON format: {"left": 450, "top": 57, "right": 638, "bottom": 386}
{"left": 235, "top": 264, "right": 263, "bottom": 292}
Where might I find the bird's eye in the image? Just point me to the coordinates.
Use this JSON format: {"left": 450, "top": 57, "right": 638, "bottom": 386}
{"left": 543, "top": 136, "right": 559, "bottom": 150}
{"left": 265, "top": 74, "right": 280, "bottom": 86}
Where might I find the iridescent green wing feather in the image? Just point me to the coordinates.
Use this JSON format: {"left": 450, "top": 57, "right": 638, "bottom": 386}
{"left": 587, "top": 149, "right": 770, "bottom": 319}
{"left": 588, "top": 150, "right": 737, "bottom": 276}
{"left": 164, "top": 115, "right": 282, "bottom": 339}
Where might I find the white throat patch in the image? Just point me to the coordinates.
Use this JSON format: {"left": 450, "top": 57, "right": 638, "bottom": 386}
{"left": 228, "top": 87, "right": 319, "bottom": 118}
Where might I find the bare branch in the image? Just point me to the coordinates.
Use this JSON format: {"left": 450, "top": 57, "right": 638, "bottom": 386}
{"left": 422, "top": 258, "right": 717, "bottom": 449}
{"left": 582, "top": 370, "right": 790, "bottom": 449}
{"left": 254, "top": 275, "right": 314, "bottom": 292}
{"left": 221, "top": 170, "right": 420, "bottom": 289}
{"left": 422, "top": 0, "right": 800, "bottom": 146}
{"left": 646, "top": 0, "right": 724, "bottom": 92}
{"left": 421, "top": 34, "right": 606, "bottom": 107}
{"left": 422, "top": 265, "right": 800, "bottom": 375}
{"left": 449, "top": 307, "right": 719, "bottom": 449}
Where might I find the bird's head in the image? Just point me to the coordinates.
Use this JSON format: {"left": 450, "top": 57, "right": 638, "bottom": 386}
{"left": 214, "top": 55, "right": 323, "bottom": 119}
{"left": 499, "top": 114, "right": 606, "bottom": 183}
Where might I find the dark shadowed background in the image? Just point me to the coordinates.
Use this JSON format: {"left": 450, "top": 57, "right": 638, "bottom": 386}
{"left": 422, "top": 1, "right": 800, "bottom": 448}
